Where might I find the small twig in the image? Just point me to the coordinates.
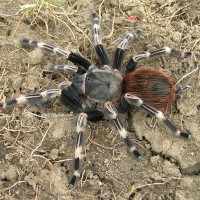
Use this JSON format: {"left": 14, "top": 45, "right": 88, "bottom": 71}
{"left": 63, "top": 11, "right": 92, "bottom": 45}
{"left": 30, "top": 123, "right": 52, "bottom": 158}
{"left": 175, "top": 66, "right": 199, "bottom": 86}
{"left": 3, "top": 180, "right": 26, "bottom": 191}
{"left": 17, "top": 140, "right": 34, "bottom": 151}
{"left": 104, "top": 9, "right": 115, "bottom": 40}
{"left": 98, "top": 0, "right": 105, "bottom": 19}
{"left": 128, "top": 182, "right": 166, "bottom": 197}
{"left": 88, "top": 139, "right": 113, "bottom": 150}
{"left": 54, "top": 158, "right": 73, "bottom": 163}
{"left": 12, "top": 11, "right": 27, "bottom": 38}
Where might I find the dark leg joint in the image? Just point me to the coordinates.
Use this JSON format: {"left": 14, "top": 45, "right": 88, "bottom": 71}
{"left": 6, "top": 99, "right": 18, "bottom": 109}
{"left": 20, "top": 38, "right": 37, "bottom": 47}
{"left": 68, "top": 175, "right": 77, "bottom": 188}
{"left": 124, "top": 137, "right": 133, "bottom": 148}
{"left": 162, "top": 118, "right": 177, "bottom": 133}
{"left": 74, "top": 158, "right": 80, "bottom": 171}
{"left": 132, "top": 149, "right": 143, "bottom": 161}
{"left": 125, "top": 58, "right": 137, "bottom": 74}
{"left": 180, "top": 131, "right": 192, "bottom": 140}
{"left": 113, "top": 48, "right": 124, "bottom": 70}
{"left": 87, "top": 110, "right": 104, "bottom": 122}
{"left": 95, "top": 44, "right": 110, "bottom": 66}
{"left": 68, "top": 52, "right": 91, "bottom": 70}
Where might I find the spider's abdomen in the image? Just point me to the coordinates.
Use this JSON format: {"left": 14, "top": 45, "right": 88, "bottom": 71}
{"left": 85, "top": 68, "right": 123, "bottom": 103}
{"left": 123, "top": 67, "right": 175, "bottom": 109}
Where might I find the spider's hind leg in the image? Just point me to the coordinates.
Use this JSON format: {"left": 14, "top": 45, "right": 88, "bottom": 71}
{"left": 104, "top": 101, "right": 142, "bottom": 160}
{"left": 124, "top": 93, "right": 192, "bottom": 140}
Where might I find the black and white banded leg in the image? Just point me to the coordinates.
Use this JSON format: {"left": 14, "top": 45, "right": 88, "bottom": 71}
{"left": 126, "top": 47, "right": 192, "bottom": 74}
{"left": 124, "top": 93, "right": 192, "bottom": 139}
{"left": 104, "top": 101, "right": 142, "bottom": 160}
{"left": 69, "top": 113, "right": 87, "bottom": 187}
{"left": 0, "top": 88, "right": 62, "bottom": 111}
{"left": 113, "top": 29, "right": 142, "bottom": 70}
{"left": 49, "top": 64, "right": 78, "bottom": 74}
{"left": 91, "top": 12, "right": 110, "bottom": 66}
{"left": 20, "top": 39, "right": 91, "bottom": 70}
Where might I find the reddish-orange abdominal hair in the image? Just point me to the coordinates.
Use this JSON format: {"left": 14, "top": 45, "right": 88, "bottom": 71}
{"left": 123, "top": 67, "right": 175, "bottom": 109}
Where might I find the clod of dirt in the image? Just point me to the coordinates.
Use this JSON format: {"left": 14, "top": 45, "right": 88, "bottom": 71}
{"left": 162, "top": 160, "right": 181, "bottom": 177}
{"left": 5, "top": 153, "right": 13, "bottom": 161}
{"left": 0, "top": 164, "right": 18, "bottom": 182}
{"left": 49, "top": 148, "right": 59, "bottom": 160}
{"left": 175, "top": 176, "right": 200, "bottom": 200}
{"left": 22, "top": 48, "right": 44, "bottom": 65}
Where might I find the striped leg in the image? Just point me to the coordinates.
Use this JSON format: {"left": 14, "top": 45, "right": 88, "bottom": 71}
{"left": 20, "top": 39, "right": 91, "bottom": 70}
{"left": 68, "top": 113, "right": 87, "bottom": 187}
{"left": 104, "top": 101, "right": 142, "bottom": 160}
{"left": 49, "top": 64, "right": 78, "bottom": 74}
{"left": 125, "top": 47, "right": 192, "bottom": 74}
{"left": 0, "top": 80, "right": 73, "bottom": 111}
{"left": 0, "top": 88, "right": 62, "bottom": 111}
{"left": 91, "top": 12, "right": 110, "bottom": 66}
{"left": 113, "top": 29, "right": 142, "bottom": 70}
{"left": 124, "top": 93, "right": 192, "bottom": 139}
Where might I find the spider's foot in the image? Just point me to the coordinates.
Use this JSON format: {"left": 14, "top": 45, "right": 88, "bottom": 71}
{"left": 68, "top": 173, "right": 80, "bottom": 188}
{"left": 0, "top": 96, "right": 6, "bottom": 111}
{"left": 183, "top": 51, "right": 192, "bottom": 58}
{"left": 20, "top": 38, "right": 37, "bottom": 47}
{"left": 0, "top": 102, "right": 3, "bottom": 112}
{"left": 132, "top": 148, "right": 143, "bottom": 161}
{"left": 179, "top": 131, "right": 192, "bottom": 140}
{"left": 166, "top": 48, "right": 192, "bottom": 58}
{"left": 0, "top": 97, "right": 17, "bottom": 111}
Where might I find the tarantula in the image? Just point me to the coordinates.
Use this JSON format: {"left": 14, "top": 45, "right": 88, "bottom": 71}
{"left": 0, "top": 12, "right": 194, "bottom": 187}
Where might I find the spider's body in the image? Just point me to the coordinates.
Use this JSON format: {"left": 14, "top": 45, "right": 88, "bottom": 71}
{"left": 68, "top": 65, "right": 174, "bottom": 114}
{"left": 0, "top": 12, "right": 195, "bottom": 187}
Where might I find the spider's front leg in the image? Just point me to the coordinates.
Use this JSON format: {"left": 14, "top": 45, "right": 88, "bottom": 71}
{"left": 91, "top": 12, "right": 110, "bottom": 66}
{"left": 20, "top": 38, "right": 91, "bottom": 71}
{"left": 68, "top": 113, "right": 87, "bottom": 187}
{"left": 123, "top": 93, "right": 192, "bottom": 139}
{"left": 104, "top": 101, "right": 142, "bottom": 160}
{"left": 113, "top": 29, "right": 142, "bottom": 70}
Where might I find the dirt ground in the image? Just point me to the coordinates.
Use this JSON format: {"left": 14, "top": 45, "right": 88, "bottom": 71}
{"left": 0, "top": 0, "right": 200, "bottom": 199}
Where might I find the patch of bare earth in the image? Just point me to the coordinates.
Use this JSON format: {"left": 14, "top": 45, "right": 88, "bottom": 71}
{"left": 0, "top": 0, "right": 199, "bottom": 199}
